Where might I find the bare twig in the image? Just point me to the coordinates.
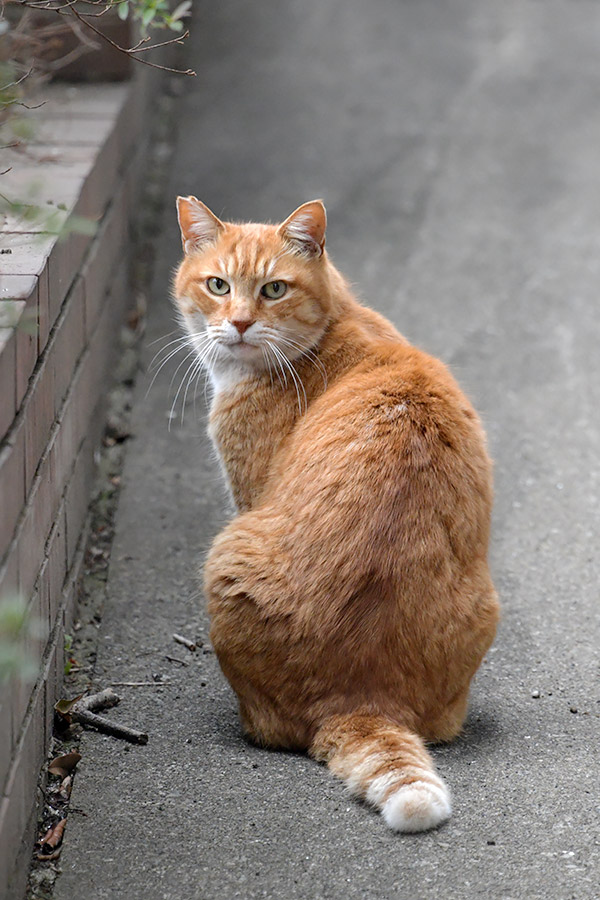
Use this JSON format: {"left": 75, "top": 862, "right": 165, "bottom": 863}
{"left": 73, "top": 708, "right": 148, "bottom": 744}
{"left": 165, "top": 654, "right": 188, "bottom": 666}
{"left": 0, "top": 67, "right": 34, "bottom": 93}
{"left": 56, "top": 688, "right": 149, "bottom": 743}
{"left": 173, "top": 633, "right": 196, "bottom": 652}
{"left": 77, "top": 688, "right": 120, "bottom": 712}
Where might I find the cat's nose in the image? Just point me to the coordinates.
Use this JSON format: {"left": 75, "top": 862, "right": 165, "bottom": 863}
{"left": 230, "top": 319, "right": 255, "bottom": 335}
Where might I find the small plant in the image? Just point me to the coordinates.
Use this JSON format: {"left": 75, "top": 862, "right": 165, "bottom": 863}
{"left": 63, "top": 633, "right": 74, "bottom": 675}
{"left": 0, "top": 595, "right": 41, "bottom": 685}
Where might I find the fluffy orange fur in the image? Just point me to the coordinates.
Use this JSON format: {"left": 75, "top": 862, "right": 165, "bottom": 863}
{"left": 173, "top": 197, "right": 499, "bottom": 832}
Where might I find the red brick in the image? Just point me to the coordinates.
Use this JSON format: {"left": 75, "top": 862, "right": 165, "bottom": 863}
{"left": 0, "top": 417, "right": 26, "bottom": 562}
{"left": 18, "top": 442, "right": 58, "bottom": 603}
{"left": 64, "top": 439, "right": 93, "bottom": 571}
{"left": 0, "top": 680, "right": 46, "bottom": 895}
{"left": 0, "top": 277, "right": 39, "bottom": 409}
{"left": 0, "top": 327, "right": 16, "bottom": 442}
{"left": 52, "top": 277, "right": 86, "bottom": 415}
{"left": 0, "top": 694, "right": 12, "bottom": 797}
{"left": 0, "top": 543, "right": 18, "bottom": 599}
{"left": 10, "top": 580, "right": 50, "bottom": 757}
{"left": 38, "top": 266, "right": 50, "bottom": 354}
{"left": 47, "top": 505, "right": 67, "bottom": 625}
{"left": 81, "top": 185, "right": 129, "bottom": 339}
{"left": 24, "top": 348, "right": 56, "bottom": 493}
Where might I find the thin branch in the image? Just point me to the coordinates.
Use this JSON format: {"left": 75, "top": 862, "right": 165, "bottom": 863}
{"left": 131, "top": 30, "right": 189, "bottom": 53}
{"left": 0, "top": 67, "right": 34, "bottom": 93}
{"left": 15, "top": 0, "right": 196, "bottom": 75}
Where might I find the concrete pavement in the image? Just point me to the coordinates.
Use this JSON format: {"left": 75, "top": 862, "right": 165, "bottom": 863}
{"left": 54, "top": 1, "right": 600, "bottom": 897}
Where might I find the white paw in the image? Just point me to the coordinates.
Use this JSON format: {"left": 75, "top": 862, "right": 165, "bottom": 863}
{"left": 381, "top": 780, "right": 452, "bottom": 833}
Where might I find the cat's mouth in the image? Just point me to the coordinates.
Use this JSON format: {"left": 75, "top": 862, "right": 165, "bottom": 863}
{"left": 224, "top": 339, "right": 260, "bottom": 354}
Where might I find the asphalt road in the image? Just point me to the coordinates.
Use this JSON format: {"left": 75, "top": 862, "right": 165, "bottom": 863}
{"left": 55, "top": 2, "right": 600, "bottom": 898}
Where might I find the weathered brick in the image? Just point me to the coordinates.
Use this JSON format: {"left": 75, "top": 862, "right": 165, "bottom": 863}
{"left": 81, "top": 186, "right": 130, "bottom": 339}
{"left": 18, "top": 441, "right": 58, "bottom": 604}
{"left": 0, "top": 277, "right": 38, "bottom": 409}
{"left": 0, "top": 234, "right": 52, "bottom": 354}
{"left": 10, "top": 579, "right": 50, "bottom": 760}
{"left": 0, "top": 417, "right": 26, "bottom": 562}
{"left": 53, "top": 379, "right": 80, "bottom": 498}
{"left": 64, "top": 439, "right": 93, "bottom": 571}
{"left": 0, "top": 679, "right": 46, "bottom": 897}
{"left": 52, "top": 277, "right": 86, "bottom": 415}
{"left": 38, "top": 266, "right": 50, "bottom": 354}
{"left": 46, "top": 503, "right": 67, "bottom": 627}
{"left": 0, "top": 543, "right": 18, "bottom": 600}
{"left": 24, "top": 347, "right": 56, "bottom": 493}
{"left": 0, "top": 695, "right": 12, "bottom": 797}
{"left": 0, "top": 327, "right": 16, "bottom": 442}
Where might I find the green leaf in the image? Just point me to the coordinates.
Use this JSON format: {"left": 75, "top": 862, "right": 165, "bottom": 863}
{"left": 170, "top": 0, "right": 191, "bottom": 21}
{"left": 117, "top": 1, "right": 129, "bottom": 20}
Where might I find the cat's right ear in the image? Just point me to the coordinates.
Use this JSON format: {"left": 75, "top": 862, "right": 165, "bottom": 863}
{"left": 176, "top": 196, "right": 224, "bottom": 255}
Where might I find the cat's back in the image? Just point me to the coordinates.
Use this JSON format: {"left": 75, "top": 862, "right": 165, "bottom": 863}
{"left": 289, "top": 335, "right": 489, "bottom": 474}
{"left": 258, "top": 337, "right": 493, "bottom": 565}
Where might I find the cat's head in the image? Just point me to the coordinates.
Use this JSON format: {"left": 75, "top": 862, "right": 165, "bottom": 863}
{"left": 173, "top": 199, "right": 333, "bottom": 375}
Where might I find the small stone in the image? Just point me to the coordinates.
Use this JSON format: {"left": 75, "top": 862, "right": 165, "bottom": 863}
{"left": 487, "top": 840, "right": 496, "bottom": 846}
{"left": 531, "top": 690, "right": 540, "bottom": 699}
{"left": 570, "top": 707, "right": 578, "bottom": 714}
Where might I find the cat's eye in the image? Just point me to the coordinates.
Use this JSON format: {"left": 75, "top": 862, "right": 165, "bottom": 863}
{"left": 261, "top": 281, "right": 287, "bottom": 301}
{"left": 207, "top": 277, "right": 230, "bottom": 296}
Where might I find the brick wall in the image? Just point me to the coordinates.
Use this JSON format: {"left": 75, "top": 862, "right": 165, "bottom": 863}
{"left": 0, "top": 75, "right": 154, "bottom": 897}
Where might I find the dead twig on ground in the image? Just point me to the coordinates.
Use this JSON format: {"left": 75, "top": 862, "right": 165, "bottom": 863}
{"left": 173, "top": 632, "right": 196, "bottom": 652}
{"left": 165, "top": 654, "right": 188, "bottom": 666}
{"left": 55, "top": 688, "right": 148, "bottom": 744}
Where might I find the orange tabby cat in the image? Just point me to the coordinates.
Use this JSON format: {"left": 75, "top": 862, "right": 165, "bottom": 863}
{"left": 173, "top": 197, "right": 499, "bottom": 832}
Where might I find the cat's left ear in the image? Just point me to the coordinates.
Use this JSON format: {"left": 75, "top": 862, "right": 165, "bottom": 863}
{"left": 278, "top": 200, "right": 327, "bottom": 257}
{"left": 176, "top": 196, "right": 224, "bottom": 255}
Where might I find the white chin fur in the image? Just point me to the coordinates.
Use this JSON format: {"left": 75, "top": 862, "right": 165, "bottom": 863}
{"left": 381, "top": 781, "right": 451, "bottom": 833}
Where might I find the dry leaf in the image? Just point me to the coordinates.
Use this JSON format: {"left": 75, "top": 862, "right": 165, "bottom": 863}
{"left": 48, "top": 751, "right": 81, "bottom": 778}
{"left": 58, "top": 775, "right": 73, "bottom": 800}
{"left": 37, "top": 818, "right": 66, "bottom": 858}
{"left": 54, "top": 693, "right": 84, "bottom": 722}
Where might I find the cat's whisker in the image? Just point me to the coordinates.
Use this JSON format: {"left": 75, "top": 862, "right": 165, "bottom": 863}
{"left": 148, "top": 332, "right": 201, "bottom": 372}
{"left": 147, "top": 328, "right": 183, "bottom": 348}
{"left": 266, "top": 336, "right": 310, "bottom": 408}
{"left": 145, "top": 341, "right": 200, "bottom": 398}
{"left": 146, "top": 333, "right": 213, "bottom": 399}
{"left": 261, "top": 346, "right": 275, "bottom": 390}
{"left": 203, "top": 341, "right": 222, "bottom": 408}
{"left": 269, "top": 333, "right": 328, "bottom": 389}
{"left": 264, "top": 340, "right": 288, "bottom": 392}
{"left": 181, "top": 352, "right": 207, "bottom": 426}
{"left": 268, "top": 339, "right": 307, "bottom": 415}
{"left": 168, "top": 347, "right": 202, "bottom": 394}
{"left": 169, "top": 355, "right": 201, "bottom": 430}
{"left": 169, "top": 339, "right": 217, "bottom": 429}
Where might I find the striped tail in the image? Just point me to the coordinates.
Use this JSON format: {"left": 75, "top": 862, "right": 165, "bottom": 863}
{"left": 311, "top": 713, "right": 451, "bottom": 832}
